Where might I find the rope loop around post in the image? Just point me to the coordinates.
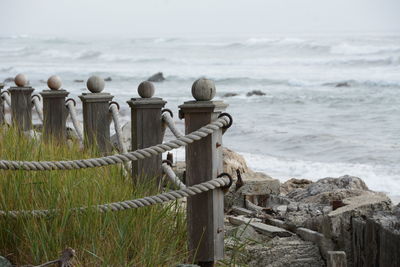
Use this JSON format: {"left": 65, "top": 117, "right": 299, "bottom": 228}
{"left": 31, "top": 94, "right": 42, "bottom": 103}
{"left": 217, "top": 172, "right": 233, "bottom": 190}
{"left": 109, "top": 101, "right": 120, "bottom": 110}
{"left": 218, "top": 112, "right": 233, "bottom": 129}
{"left": 65, "top": 98, "right": 76, "bottom": 108}
{"left": 162, "top": 159, "right": 173, "bottom": 167}
{"left": 162, "top": 108, "right": 174, "bottom": 118}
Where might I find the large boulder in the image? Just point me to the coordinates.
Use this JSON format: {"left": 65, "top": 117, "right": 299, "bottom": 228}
{"left": 223, "top": 148, "right": 280, "bottom": 209}
{"left": 287, "top": 175, "right": 369, "bottom": 204}
{"left": 281, "top": 178, "right": 313, "bottom": 195}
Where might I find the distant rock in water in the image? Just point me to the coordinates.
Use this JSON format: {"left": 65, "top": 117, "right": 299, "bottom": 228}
{"left": 335, "top": 82, "right": 350, "bottom": 87}
{"left": 147, "top": 72, "right": 165, "bottom": 82}
{"left": 223, "top": 92, "right": 238, "bottom": 97}
{"left": 3, "top": 77, "right": 14, "bottom": 83}
{"left": 246, "top": 90, "right": 266, "bottom": 97}
{"left": 74, "top": 79, "right": 84, "bottom": 83}
{"left": 104, "top": 77, "right": 112, "bottom": 82}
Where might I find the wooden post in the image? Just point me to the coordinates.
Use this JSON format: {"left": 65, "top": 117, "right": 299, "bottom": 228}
{"left": 79, "top": 76, "right": 113, "bottom": 153}
{"left": 179, "top": 78, "right": 228, "bottom": 266}
{"left": 40, "top": 75, "right": 69, "bottom": 141}
{"left": 0, "top": 83, "right": 4, "bottom": 125}
{"left": 8, "top": 74, "right": 34, "bottom": 131}
{"left": 127, "top": 81, "right": 166, "bottom": 183}
{"left": 327, "top": 251, "right": 347, "bottom": 267}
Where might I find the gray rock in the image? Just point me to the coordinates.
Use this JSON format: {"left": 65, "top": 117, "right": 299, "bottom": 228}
{"left": 73, "top": 79, "right": 84, "bottom": 83}
{"left": 228, "top": 215, "right": 292, "bottom": 238}
{"left": 0, "top": 256, "right": 11, "bottom": 267}
{"left": 281, "top": 178, "right": 313, "bottom": 195}
{"left": 223, "top": 92, "right": 238, "bottom": 97}
{"left": 104, "top": 77, "right": 112, "bottom": 81}
{"left": 335, "top": 82, "right": 350, "bottom": 87}
{"left": 3, "top": 77, "right": 14, "bottom": 83}
{"left": 287, "top": 175, "right": 369, "bottom": 204}
{"left": 245, "top": 236, "right": 325, "bottom": 267}
{"left": 246, "top": 90, "right": 266, "bottom": 97}
{"left": 147, "top": 72, "right": 165, "bottom": 82}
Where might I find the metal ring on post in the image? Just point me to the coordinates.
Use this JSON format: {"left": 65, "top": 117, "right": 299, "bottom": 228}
{"left": 65, "top": 98, "right": 76, "bottom": 108}
{"left": 109, "top": 101, "right": 120, "bottom": 110}
{"left": 162, "top": 159, "right": 173, "bottom": 167}
{"left": 218, "top": 112, "right": 233, "bottom": 129}
{"left": 31, "top": 94, "right": 41, "bottom": 103}
{"left": 217, "top": 172, "right": 233, "bottom": 189}
{"left": 162, "top": 108, "right": 173, "bottom": 118}
{"left": 1, "top": 91, "right": 10, "bottom": 97}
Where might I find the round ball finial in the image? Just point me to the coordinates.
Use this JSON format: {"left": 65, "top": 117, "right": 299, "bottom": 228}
{"left": 47, "top": 75, "right": 62, "bottom": 90}
{"left": 86, "top": 75, "right": 105, "bottom": 93}
{"left": 191, "top": 78, "right": 216, "bottom": 101}
{"left": 15, "top": 73, "right": 28, "bottom": 87}
{"left": 138, "top": 81, "right": 155, "bottom": 98}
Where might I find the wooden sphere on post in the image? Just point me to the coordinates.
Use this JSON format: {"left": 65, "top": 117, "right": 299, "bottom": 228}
{"left": 14, "top": 73, "right": 28, "bottom": 87}
{"left": 86, "top": 76, "right": 105, "bottom": 93}
{"left": 47, "top": 75, "right": 62, "bottom": 90}
{"left": 191, "top": 78, "right": 216, "bottom": 101}
{"left": 138, "top": 81, "right": 155, "bottom": 98}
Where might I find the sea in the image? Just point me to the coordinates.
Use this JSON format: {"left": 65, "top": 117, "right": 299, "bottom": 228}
{"left": 0, "top": 33, "right": 399, "bottom": 202}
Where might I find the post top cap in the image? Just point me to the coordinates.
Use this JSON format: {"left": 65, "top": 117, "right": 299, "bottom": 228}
{"left": 191, "top": 78, "right": 216, "bottom": 101}
{"left": 47, "top": 75, "right": 62, "bottom": 90}
{"left": 15, "top": 73, "right": 28, "bottom": 87}
{"left": 138, "top": 81, "right": 155, "bottom": 98}
{"left": 86, "top": 75, "right": 105, "bottom": 93}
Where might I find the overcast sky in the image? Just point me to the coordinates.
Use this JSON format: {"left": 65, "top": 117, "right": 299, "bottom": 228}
{"left": 0, "top": 0, "right": 399, "bottom": 38}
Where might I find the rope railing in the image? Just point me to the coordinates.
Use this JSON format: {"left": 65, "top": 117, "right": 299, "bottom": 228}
{"left": 0, "top": 177, "right": 230, "bottom": 218}
{"left": 1, "top": 90, "right": 11, "bottom": 107}
{"left": 0, "top": 116, "right": 229, "bottom": 171}
{"left": 109, "top": 102, "right": 132, "bottom": 174}
{"left": 65, "top": 99, "right": 84, "bottom": 143}
{"left": 161, "top": 111, "right": 184, "bottom": 138}
{"left": 162, "top": 162, "right": 186, "bottom": 189}
{"left": 31, "top": 95, "right": 44, "bottom": 122}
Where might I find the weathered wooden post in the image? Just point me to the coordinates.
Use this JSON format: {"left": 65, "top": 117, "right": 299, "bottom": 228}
{"left": 0, "top": 82, "right": 4, "bottom": 125}
{"left": 127, "top": 81, "right": 166, "bottom": 183}
{"left": 40, "top": 75, "right": 69, "bottom": 141}
{"left": 179, "top": 78, "right": 228, "bottom": 267}
{"left": 8, "top": 74, "right": 34, "bottom": 130}
{"left": 79, "top": 76, "right": 113, "bottom": 153}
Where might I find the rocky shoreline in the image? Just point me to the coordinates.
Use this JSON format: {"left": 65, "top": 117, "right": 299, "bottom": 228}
{"left": 219, "top": 147, "right": 400, "bottom": 267}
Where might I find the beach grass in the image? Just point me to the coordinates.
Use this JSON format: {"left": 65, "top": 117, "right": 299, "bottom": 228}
{"left": 0, "top": 126, "right": 188, "bottom": 266}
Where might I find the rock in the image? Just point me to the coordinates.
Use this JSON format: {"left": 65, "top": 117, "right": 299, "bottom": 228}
{"left": 104, "top": 77, "right": 112, "bottom": 81}
{"left": 244, "top": 236, "right": 325, "bottom": 267}
{"left": 73, "top": 79, "right": 84, "bottom": 83}
{"left": 223, "top": 148, "right": 280, "bottom": 208}
{"left": 228, "top": 215, "right": 292, "bottom": 238}
{"left": 327, "top": 251, "right": 347, "bottom": 267}
{"left": 231, "top": 206, "right": 256, "bottom": 217}
{"left": 335, "top": 82, "right": 350, "bottom": 87}
{"left": 296, "top": 227, "right": 335, "bottom": 260}
{"left": 313, "top": 192, "right": 392, "bottom": 265}
{"left": 246, "top": 90, "right": 266, "bottom": 97}
{"left": 281, "top": 178, "right": 313, "bottom": 195}
{"left": 0, "top": 256, "right": 11, "bottom": 267}
{"left": 147, "top": 72, "right": 165, "bottom": 82}
{"left": 223, "top": 92, "right": 238, "bottom": 97}
{"left": 287, "top": 175, "right": 369, "bottom": 204}
{"left": 226, "top": 224, "right": 263, "bottom": 243}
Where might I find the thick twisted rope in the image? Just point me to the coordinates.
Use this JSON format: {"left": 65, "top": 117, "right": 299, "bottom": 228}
{"left": 162, "top": 163, "right": 186, "bottom": 189}
{"left": 109, "top": 102, "right": 132, "bottom": 174}
{"left": 32, "top": 95, "right": 44, "bottom": 122}
{"left": 0, "top": 177, "right": 230, "bottom": 218}
{"left": 162, "top": 112, "right": 184, "bottom": 138}
{"left": 0, "top": 116, "right": 229, "bottom": 171}
{"left": 1, "top": 90, "right": 11, "bottom": 107}
{"left": 66, "top": 100, "right": 84, "bottom": 143}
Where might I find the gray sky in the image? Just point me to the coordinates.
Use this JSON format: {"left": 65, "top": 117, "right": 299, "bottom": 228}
{"left": 0, "top": 0, "right": 399, "bottom": 37}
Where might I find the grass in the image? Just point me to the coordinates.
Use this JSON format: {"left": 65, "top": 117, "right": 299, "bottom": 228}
{"left": 0, "top": 126, "right": 188, "bottom": 266}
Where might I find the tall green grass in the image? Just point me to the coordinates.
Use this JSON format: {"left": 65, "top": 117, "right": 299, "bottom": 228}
{"left": 0, "top": 126, "right": 188, "bottom": 266}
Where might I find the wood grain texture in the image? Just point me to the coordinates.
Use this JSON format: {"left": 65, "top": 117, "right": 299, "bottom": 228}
{"left": 41, "top": 90, "right": 69, "bottom": 141}
{"left": 127, "top": 98, "right": 166, "bottom": 183}
{"left": 179, "top": 100, "right": 228, "bottom": 263}
{"left": 79, "top": 93, "right": 113, "bottom": 154}
{"left": 8, "top": 86, "right": 34, "bottom": 130}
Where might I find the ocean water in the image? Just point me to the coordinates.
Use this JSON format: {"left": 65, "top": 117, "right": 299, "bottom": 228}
{"left": 0, "top": 34, "right": 399, "bottom": 202}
